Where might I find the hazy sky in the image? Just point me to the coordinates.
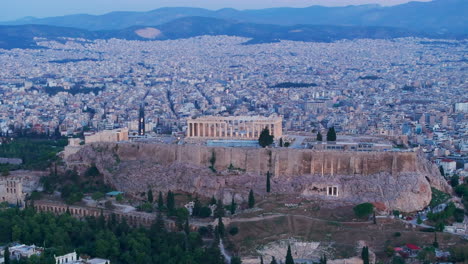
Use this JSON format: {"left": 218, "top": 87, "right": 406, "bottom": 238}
{"left": 1, "top": 0, "right": 433, "bottom": 21}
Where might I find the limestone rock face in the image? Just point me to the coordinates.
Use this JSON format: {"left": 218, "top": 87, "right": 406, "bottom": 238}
{"left": 66, "top": 143, "right": 450, "bottom": 212}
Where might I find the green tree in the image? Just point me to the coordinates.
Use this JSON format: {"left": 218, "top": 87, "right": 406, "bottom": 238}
{"left": 433, "top": 232, "right": 439, "bottom": 248}
{"left": 115, "top": 193, "right": 123, "bottom": 202}
{"left": 258, "top": 128, "right": 274, "bottom": 148}
{"left": 210, "top": 195, "right": 217, "bottom": 205}
{"left": 361, "top": 246, "right": 369, "bottom": 264}
{"left": 193, "top": 197, "right": 202, "bottom": 216}
{"left": 260, "top": 256, "right": 264, "bottom": 264}
{"left": 147, "top": 189, "right": 154, "bottom": 203}
{"left": 439, "top": 166, "right": 445, "bottom": 177}
{"left": 266, "top": 171, "right": 271, "bottom": 193}
{"left": 214, "top": 199, "right": 225, "bottom": 218}
{"left": 320, "top": 255, "right": 327, "bottom": 264}
{"left": 326, "top": 127, "right": 337, "bottom": 142}
{"left": 248, "top": 189, "right": 255, "bottom": 209}
{"left": 4, "top": 246, "right": 10, "bottom": 264}
{"left": 450, "top": 175, "right": 459, "bottom": 187}
{"left": 285, "top": 245, "right": 295, "bottom": 264}
{"left": 353, "top": 203, "right": 374, "bottom": 218}
{"left": 279, "top": 138, "right": 284, "bottom": 147}
{"left": 230, "top": 197, "right": 236, "bottom": 215}
{"left": 217, "top": 216, "right": 225, "bottom": 238}
{"left": 231, "top": 256, "right": 242, "bottom": 264}
{"left": 270, "top": 256, "right": 278, "bottom": 264}
{"left": 316, "top": 132, "right": 323, "bottom": 142}
{"left": 157, "top": 191, "right": 164, "bottom": 210}
{"left": 1, "top": 167, "right": 10, "bottom": 177}
{"left": 167, "top": 190, "right": 175, "bottom": 213}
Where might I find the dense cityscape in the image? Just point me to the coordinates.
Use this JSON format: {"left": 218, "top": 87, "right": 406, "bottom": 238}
{"left": 0, "top": 1, "right": 467, "bottom": 264}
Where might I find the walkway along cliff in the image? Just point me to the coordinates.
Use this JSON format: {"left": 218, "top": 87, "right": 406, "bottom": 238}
{"left": 65, "top": 142, "right": 451, "bottom": 212}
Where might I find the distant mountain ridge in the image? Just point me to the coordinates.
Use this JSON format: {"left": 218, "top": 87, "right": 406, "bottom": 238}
{"left": 2, "top": 0, "right": 467, "bottom": 34}
{"left": 0, "top": 16, "right": 450, "bottom": 50}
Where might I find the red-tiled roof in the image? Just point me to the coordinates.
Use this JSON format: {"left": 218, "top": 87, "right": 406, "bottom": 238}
{"left": 406, "top": 244, "right": 421, "bottom": 250}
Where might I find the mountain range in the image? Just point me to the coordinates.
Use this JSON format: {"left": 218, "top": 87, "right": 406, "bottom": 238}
{"left": 0, "top": 0, "right": 466, "bottom": 49}
{"left": 3, "top": 0, "right": 466, "bottom": 33}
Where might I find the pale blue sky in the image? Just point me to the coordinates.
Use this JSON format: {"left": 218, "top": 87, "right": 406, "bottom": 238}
{"left": 1, "top": 0, "right": 432, "bottom": 21}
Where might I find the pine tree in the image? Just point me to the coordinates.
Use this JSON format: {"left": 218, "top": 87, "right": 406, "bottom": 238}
{"left": 248, "top": 189, "right": 255, "bottom": 209}
{"left": 266, "top": 171, "right": 271, "bottom": 193}
{"left": 326, "top": 127, "right": 337, "bottom": 142}
{"left": 317, "top": 131, "right": 323, "bottom": 141}
{"left": 285, "top": 245, "right": 295, "bottom": 264}
{"left": 4, "top": 246, "right": 10, "bottom": 264}
{"left": 167, "top": 190, "right": 175, "bottom": 213}
{"left": 361, "top": 246, "right": 369, "bottom": 264}
{"left": 258, "top": 127, "right": 274, "bottom": 148}
{"left": 147, "top": 189, "right": 154, "bottom": 203}
{"left": 230, "top": 197, "right": 236, "bottom": 215}
{"left": 260, "top": 256, "right": 264, "bottom": 264}
{"left": 157, "top": 191, "right": 164, "bottom": 210}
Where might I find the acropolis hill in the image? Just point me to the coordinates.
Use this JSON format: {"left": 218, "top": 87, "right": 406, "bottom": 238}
{"left": 65, "top": 142, "right": 450, "bottom": 212}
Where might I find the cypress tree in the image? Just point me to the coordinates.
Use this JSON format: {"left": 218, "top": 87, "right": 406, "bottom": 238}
{"left": 157, "top": 191, "right": 164, "bottom": 210}
{"left": 210, "top": 195, "right": 217, "bottom": 205}
{"left": 248, "top": 189, "right": 255, "bottom": 209}
{"left": 326, "top": 127, "right": 337, "bottom": 142}
{"left": 433, "top": 232, "right": 439, "bottom": 248}
{"left": 279, "top": 138, "right": 284, "bottom": 147}
{"left": 167, "top": 191, "right": 175, "bottom": 212}
{"left": 317, "top": 132, "right": 323, "bottom": 141}
{"left": 217, "top": 216, "right": 225, "bottom": 238}
{"left": 184, "top": 219, "right": 190, "bottom": 235}
{"left": 148, "top": 189, "right": 154, "bottom": 203}
{"left": 230, "top": 197, "right": 236, "bottom": 215}
{"left": 439, "top": 166, "right": 445, "bottom": 177}
{"left": 193, "top": 197, "right": 202, "bottom": 217}
{"left": 285, "top": 245, "right": 295, "bottom": 264}
{"left": 260, "top": 256, "right": 264, "bottom": 264}
{"left": 214, "top": 199, "right": 225, "bottom": 218}
{"left": 270, "top": 256, "right": 278, "bottom": 264}
{"left": 266, "top": 171, "right": 271, "bottom": 193}
{"left": 361, "top": 246, "right": 369, "bottom": 264}
{"left": 4, "top": 246, "right": 10, "bottom": 264}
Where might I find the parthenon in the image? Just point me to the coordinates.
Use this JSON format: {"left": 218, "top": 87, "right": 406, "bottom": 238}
{"left": 187, "top": 116, "right": 282, "bottom": 139}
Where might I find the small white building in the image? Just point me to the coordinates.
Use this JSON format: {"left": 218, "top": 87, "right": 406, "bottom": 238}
{"left": 55, "top": 252, "right": 110, "bottom": 264}
{"left": 439, "top": 159, "right": 457, "bottom": 175}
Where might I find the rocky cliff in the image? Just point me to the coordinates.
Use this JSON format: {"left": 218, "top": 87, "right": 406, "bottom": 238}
{"left": 66, "top": 142, "right": 450, "bottom": 212}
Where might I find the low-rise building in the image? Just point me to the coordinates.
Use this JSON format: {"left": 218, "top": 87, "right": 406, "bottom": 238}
{"left": 55, "top": 251, "right": 110, "bottom": 264}
{"left": 85, "top": 128, "right": 129, "bottom": 144}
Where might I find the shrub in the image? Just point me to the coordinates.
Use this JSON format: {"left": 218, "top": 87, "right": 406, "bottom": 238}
{"left": 353, "top": 203, "right": 374, "bottom": 218}
{"left": 229, "top": 226, "right": 239, "bottom": 236}
{"left": 198, "top": 207, "right": 212, "bottom": 218}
